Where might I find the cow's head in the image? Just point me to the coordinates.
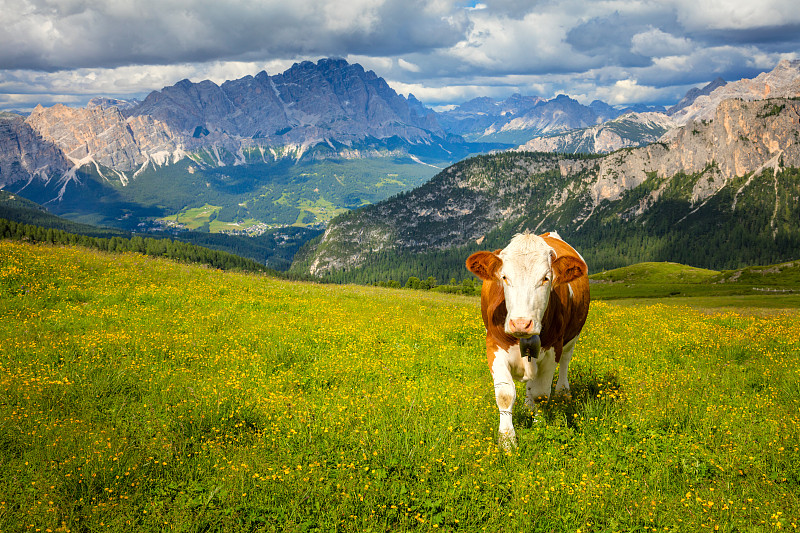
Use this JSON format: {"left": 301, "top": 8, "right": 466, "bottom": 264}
{"left": 467, "top": 233, "right": 586, "bottom": 339}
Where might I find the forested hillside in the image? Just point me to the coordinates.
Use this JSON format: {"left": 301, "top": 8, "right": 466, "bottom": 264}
{"left": 0, "top": 218, "right": 275, "bottom": 274}
{"left": 294, "top": 164, "right": 800, "bottom": 285}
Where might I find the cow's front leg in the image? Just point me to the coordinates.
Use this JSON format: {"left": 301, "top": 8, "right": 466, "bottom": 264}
{"left": 525, "top": 347, "right": 557, "bottom": 409}
{"left": 491, "top": 361, "right": 517, "bottom": 450}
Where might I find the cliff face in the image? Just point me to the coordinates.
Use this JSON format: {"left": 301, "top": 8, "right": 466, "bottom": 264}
{"left": 0, "top": 113, "right": 71, "bottom": 185}
{"left": 590, "top": 98, "right": 800, "bottom": 205}
{"left": 130, "top": 59, "right": 442, "bottom": 144}
{"left": 25, "top": 103, "right": 182, "bottom": 175}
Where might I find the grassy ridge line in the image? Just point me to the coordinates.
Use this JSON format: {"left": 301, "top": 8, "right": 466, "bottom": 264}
{"left": 1, "top": 241, "right": 798, "bottom": 531}
{"left": 589, "top": 260, "right": 800, "bottom": 302}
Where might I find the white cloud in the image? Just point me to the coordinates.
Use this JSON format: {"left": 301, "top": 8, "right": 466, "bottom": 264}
{"left": 347, "top": 55, "right": 394, "bottom": 74}
{"left": 446, "top": 8, "right": 591, "bottom": 73}
{"left": 631, "top": 28, "right": 693, "bottom": 57}
{"left": 398, "top": 59, "right": 421, "bottom": 72}
{"left": 593, "top": 78, "right": 668, "bottom": 105}
{"left": 672, "top": 0, "right": 800, "bottom": 30}
{"left": 388, "top": 79, "right": 522, "bottom": 104}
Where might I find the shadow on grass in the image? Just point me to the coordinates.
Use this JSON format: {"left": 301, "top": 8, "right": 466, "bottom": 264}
{"left": 513, "top": 364, "right": 623, "bottom": 431}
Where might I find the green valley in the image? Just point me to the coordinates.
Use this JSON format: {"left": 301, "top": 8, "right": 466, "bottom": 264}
{"left": 106, "top": 155, "right": 442, "bottom": 231}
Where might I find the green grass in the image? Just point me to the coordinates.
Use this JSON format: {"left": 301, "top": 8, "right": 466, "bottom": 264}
{"left": 590, "top": 262, "right": 720, "bottom": 285}
{"left": 1, "top": 241, "right": 799, "bottom": 531}
{"left": 295, "top": 196, "right": 349, "bottom": 226}
{"left": 159, "top": 204, "right": 222, "bottom": 230}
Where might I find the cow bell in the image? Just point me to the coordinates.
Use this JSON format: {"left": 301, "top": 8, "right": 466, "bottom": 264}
{"left": 519, "top": 335, "right": 541, "bottom": 361}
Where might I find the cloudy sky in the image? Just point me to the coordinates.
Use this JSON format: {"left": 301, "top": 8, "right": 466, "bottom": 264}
{"left": 1, "top": 0, "right": 798, "bottom": 112}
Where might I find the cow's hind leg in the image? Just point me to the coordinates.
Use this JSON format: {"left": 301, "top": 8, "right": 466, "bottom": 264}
{"left": 525, "top": 348, "right": 557, "bottom": 410}
{"left": 555, "top": 335, "right": 578, "bottom": 398}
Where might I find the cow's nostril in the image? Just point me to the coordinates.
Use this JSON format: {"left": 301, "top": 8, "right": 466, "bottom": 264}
{"left": 509, "top": 318, "right": 534, "bottom": 333}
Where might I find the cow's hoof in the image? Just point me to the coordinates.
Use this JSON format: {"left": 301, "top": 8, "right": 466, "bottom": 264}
{"left": 498, "top": 431, "right": 517, "bottom": 451}
{"left": 525, "top": 395, "right": 549, "bottom": 408}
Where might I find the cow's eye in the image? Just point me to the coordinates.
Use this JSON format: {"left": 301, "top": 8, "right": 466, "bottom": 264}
{"left": 542, "top": 276, "right": 550, "bottom": 284}
{"left": 501, "top": 275, "right": 509, "bottom": 284}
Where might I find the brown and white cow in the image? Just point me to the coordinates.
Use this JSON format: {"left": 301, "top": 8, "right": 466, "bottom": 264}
{"left": 466, "top": 231, "right": 590, "bottom": 448}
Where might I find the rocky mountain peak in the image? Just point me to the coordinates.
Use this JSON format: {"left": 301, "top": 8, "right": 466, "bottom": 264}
{"left": 129, "top": 58, "right": 441, "bottom": 143}
{"left": 667, "top": 77, "right": 727, "bottom": 115}
{"left": 671, "top": 60, "right": 800, "bottom": 125}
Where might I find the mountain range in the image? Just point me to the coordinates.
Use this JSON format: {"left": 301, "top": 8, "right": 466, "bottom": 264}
{"left": 293, "top": 60, "right": 800, "bottom": 282}
{"left": 0, "top": 57, "right": 663, "bottom": 242}
{"left": 1, "top": 59, "right": 479, "bottom": 235}
{"left": 437, "top": 93, "right": 666, "bottom": 146}
{"left": 2, "top": 58, "right": 800, "bottom": 275}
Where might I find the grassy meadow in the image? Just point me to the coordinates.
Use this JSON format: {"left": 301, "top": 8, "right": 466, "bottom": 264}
{"left": 1, "top": 241, "right": 799, "bottom": 532}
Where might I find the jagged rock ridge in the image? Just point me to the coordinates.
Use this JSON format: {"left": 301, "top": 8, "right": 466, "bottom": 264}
{"left": 439, "top": 93, "right": 666, "bottom": 143}
{"left": 671, "top": 59, "right": 800, "bottom": 125}
{"left": 131, "top": 58, "right": 442, "bottom": 145}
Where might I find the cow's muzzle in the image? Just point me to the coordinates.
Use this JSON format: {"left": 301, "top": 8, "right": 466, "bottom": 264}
{"left": 519, "top": 335, "right": 541, "bottom": 361}
{"left": 508, "top": 317, "right": 536, "bottom": 336}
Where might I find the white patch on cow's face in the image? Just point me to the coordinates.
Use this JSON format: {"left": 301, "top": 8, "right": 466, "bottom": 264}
{"left": 497, "top": 234, "right": 554, "bottom": 337}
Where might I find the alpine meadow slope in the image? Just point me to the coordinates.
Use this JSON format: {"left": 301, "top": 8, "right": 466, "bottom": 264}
{"left": 294, "top": 61, "right": 800, "bottom": 283}
{"left": 2, "top": 240, "right": 799, "bottom": 531}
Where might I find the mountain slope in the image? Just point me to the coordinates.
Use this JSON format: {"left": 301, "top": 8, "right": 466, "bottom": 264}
{"left": 292, "top": 95, "right": 800, "bottom": 282}
{"left": 516, "top": 112, "right": 676, "bottom": 154}
{"left": 667, "top": 77, "right": 727, "bottom": 115}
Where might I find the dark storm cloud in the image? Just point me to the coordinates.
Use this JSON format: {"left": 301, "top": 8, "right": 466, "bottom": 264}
{"left": 0, "top": 0, "right": 470, "bottom": 71}
{"left": 566, "top": 11, "right": 675, "bottom": 68}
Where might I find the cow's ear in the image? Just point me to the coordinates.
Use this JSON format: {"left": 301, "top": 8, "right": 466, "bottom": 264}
{"left": 466, "top": 251, "right": 503, "bottom": 281}
{"left": 552, "top": 254, "right": 587, "bottom": 286}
